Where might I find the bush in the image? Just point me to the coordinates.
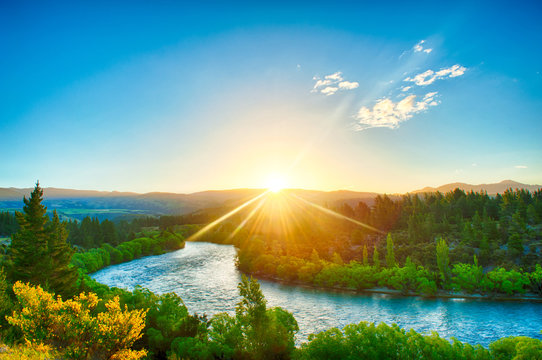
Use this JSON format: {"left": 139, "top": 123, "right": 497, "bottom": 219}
{"left": 7, "top": 281, "right": 147, "bottom": 360}
{"left": 72, "top": 231, "right": 186, "bottom": 274}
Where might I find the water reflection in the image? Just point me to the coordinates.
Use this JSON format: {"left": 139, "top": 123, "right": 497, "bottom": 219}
{"left": 92, "top": 242, "right": 542, "bottom": 346}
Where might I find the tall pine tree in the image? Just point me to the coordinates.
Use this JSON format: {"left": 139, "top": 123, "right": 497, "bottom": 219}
{"left": 46, "top": 210, "right": 78, "bottom": 296}
{"left": 10, "top": 182, "right": 77, "bottom": 297}
{"left": 385, "top": 233, "right": 396, "bottom": 267}
{"left": 10, "top": 182, "right": 49, "bottom": 285}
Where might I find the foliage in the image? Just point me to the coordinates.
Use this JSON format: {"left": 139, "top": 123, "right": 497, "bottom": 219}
{"left": 489, "top": 336, "right": 542, "bottom": 360}
{"left": 0, "top": 211, "right": 18, "bottom": 237}
{"left": 451, "top": 256, "right": 489, "bottom": 294}
{"left": 9, "top": 183, "right": 78, "bottom": 297}
{"left": 169, "top": 275, "right": 298, "bottom": 360}
{"left": 295, "top": 321, "right": 493, "bottom": 360}
{"left": 7, "top": 281, "right": 147, "bottom": 359}
{"left": 72, "top": 230, "right": 185, "bottom": 274}
{"left": 487, "top": 268, "right": 530, "bottom": 295}
{"left": 0, "top": 342, "right": 61, "bottom": 360}
{"left": 436, "top": 237, "right": 450, "bottom": 288}
{"left": 385, "top": 233, "right": 396, "bottom": 268}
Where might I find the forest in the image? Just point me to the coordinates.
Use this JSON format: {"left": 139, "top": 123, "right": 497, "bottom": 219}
{"left": 0, "top": 183, "right": 540, "bottom": 359}
{"left": 185, "top": 188, "right": 542, "bottom": 298}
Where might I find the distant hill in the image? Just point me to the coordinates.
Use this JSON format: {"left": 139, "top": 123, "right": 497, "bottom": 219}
{"left": 0, "top": 187, "right": 382, "bottom": 220}
{"left": 0, "top": 187, "right": 138, "bottom": 200}
{"left": 412, "top": 180, "right": 541, "bottom": 195}
{"left": 1, "top": 180, "right": 539, "bottom": 220}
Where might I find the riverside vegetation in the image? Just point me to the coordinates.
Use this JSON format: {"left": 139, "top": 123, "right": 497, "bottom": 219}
{"left": 185, "top": 189, "right": 542, "bottom": 298}
{"left": 0, "top": 183, "right": 540, "bottom": 359}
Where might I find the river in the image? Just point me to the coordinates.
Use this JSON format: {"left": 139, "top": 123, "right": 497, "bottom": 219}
{"left": 91, "top": 242, "right": 542, "bottom": 346}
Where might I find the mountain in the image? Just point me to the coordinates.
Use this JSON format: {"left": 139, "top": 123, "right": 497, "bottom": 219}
{"left": 412, "top": 180, "right": 541, "bottom": 195}
{"left": 2, "top": 180, "right": 538, "bottom": 221}
{"left": 0, "top": 187, "right": 382, "bottom": 221}
{"left": 0, "top": 187, "right": 138, "bottom": 200}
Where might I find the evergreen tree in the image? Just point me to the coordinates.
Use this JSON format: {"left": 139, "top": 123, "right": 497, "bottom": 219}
{"left": 385, "top": 233, "right": 396, "bottom": 267}
{"left": 508, "top": 210, "right": 525, "bottom": 258}
{"left": 373, "top": 246, "right": 380, "bottom": 269}
{"left": 10, "top": 182, "right": 49, "bottom": 285}
{"left": 362, "top": 245, "right": 368, "bottom": 265}
{"left": 46, "top": 211, "right": 78, "bottom": 297}
{"left": 101, "top": 219, "right": 118, "bottom": 246}
{"left": 10, "top": 183, "right": 77, "bottom": 297}
{"left": 436, "top": 237, "right": 450, "bottom": 287}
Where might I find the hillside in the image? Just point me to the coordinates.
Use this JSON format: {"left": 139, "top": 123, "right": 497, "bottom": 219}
{"left": 0, "top": 187, "right": 381, "bottom": 220}
{"left": 412, "top": 180, "right": 541, "bottom": 195}
{"left": 1, "top": 180, "right": 539, "bottom": 220}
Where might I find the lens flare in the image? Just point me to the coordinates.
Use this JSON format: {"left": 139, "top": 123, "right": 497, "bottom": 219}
{"left": 265, "top": 173, "right": 287, "bottom": 193}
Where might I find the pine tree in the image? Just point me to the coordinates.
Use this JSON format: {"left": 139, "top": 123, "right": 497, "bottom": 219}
{"left": 385, "top": 233, "right": 396, "bottom": 267}
{"left": 373, "top": 246, "right": 380, "bottom": 268}
{"left": 436, "top": 237, "right": 450, "bottom": 287}
{"left": 46, "top": 211, "right": 78, "bottom": 297}
{"left": 10, "top": 182, "right": 77, "bottom": 297}
{"left": 10, "top": 182, "right": 49, "bottom": 285}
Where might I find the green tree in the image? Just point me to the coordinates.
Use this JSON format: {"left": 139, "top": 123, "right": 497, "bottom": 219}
{"left": 101, "top": 219, "right": 118, "bottom": 246}
{"left": 362, "top": 245, "right": 368, "bottom": 265}
{"left": 10, "top": 182, "right": 77, "bottom": 297}
{"left": 331, "top": 252, "right": 344, "bottom": 266}
{"left": 10, "top": 182, "right": 50, "bottom": 286}
{"left": 234, "top": 275, "right": 298, "bottom": 359}
{"left": 46, "top": 211, "right": 78, "bottom": 297}
{"left": 385, "top": 234, "right": 396, "bottom": 268}
{"left": 373, "top": 246, "right": 380, "bottom": 269}
{"left": 236, "top": 275, "right": 268, "bottom": 355}
{"left": 436, "top": 237, "right": 450, "bottom": 288}
{"left": 508, "top": 210, "right": 525, "bottom": 258}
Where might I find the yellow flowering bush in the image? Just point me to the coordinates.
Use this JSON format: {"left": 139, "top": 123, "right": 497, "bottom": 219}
{"left": 7, "top": 281, "right": 147, "bottom": 360}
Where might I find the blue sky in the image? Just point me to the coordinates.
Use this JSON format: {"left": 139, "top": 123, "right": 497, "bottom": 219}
{"left": 1, "top": 1, "right": 541, "bottom": 193}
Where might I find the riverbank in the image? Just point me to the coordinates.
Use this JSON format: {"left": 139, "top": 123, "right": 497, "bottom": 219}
{"left": 245, "top": 270, "right": 542, "bottom": 302}
{"left": 72, "top": 229, "right": 185, "bottom": 274}
{"left": 92, "top": 241, "right": 542, "bottom": 347}
{"left": 189, "top": 239, "right": 542, "bottom": 302}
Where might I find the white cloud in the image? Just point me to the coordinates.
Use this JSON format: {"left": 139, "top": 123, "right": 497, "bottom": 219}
{"left": 312, "top": 71, "right": 359, "bottom": 95}
{"left": 338, "top": 81, "right": 359, "bottom": 90}
{"left": 413, "top": 40, "right": 433, "bottom": 54}
{"left": 405, "top": 65, "right": 467, "bottom": 86}
{"left": 401, "top": 86, "right": 412, "bottom": 92}
{"left": 515, "top": 165, "right": 528, "bottom": 169}
{"left": 321, "top": 86, "right": 339, "bottom": 96}
{"left": 325, "top": 72, "right": 343, "bottom": 81}
{"left": 313, "top": 79, "right": 332, "bottom": 89}
{"left": 354, "top": 92, "right": 439, "bottom": 130}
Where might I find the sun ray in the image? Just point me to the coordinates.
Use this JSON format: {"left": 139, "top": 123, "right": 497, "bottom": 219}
{"left": 186, "top": 190, "right": 269, "bottom": 242}
{"left": 226, "top": 195, "right": 267, "bottom": 241}
{"left": 289, "top": 193, "right": 386, "bottom": 234}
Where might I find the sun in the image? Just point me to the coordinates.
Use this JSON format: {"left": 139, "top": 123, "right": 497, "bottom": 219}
{"left": 265, "top": 173, "right": 288, "bottom": 193}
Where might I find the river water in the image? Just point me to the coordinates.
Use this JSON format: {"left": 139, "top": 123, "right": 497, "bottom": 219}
{"left": 91, "top": 242, "right": 542, "bottom": 346}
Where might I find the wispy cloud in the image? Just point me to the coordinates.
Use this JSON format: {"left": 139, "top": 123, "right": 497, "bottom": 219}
{"left": 404, "top": 64, "right": 467, "bottom": 86}
{"left": 321, "top": 86, "right": 339, "bottom": 95}
{"left": 413, "top": 40, "right": 432, "bottom": 54}
{"left": 312, "top": 72, "right": 359, "bottom": 95}
{"left": 515, "top": 165, "right": 528, "bottom": 169}
{"left": 354, "top": 92, "right": 439, "bottom": 130}
{"left": 338, "top": 81, "right": 359, "bottom": 90}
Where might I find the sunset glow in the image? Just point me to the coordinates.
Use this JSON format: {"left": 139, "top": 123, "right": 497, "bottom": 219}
{"left": 265, "top": 173, "right": 288, "bottom": 193}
